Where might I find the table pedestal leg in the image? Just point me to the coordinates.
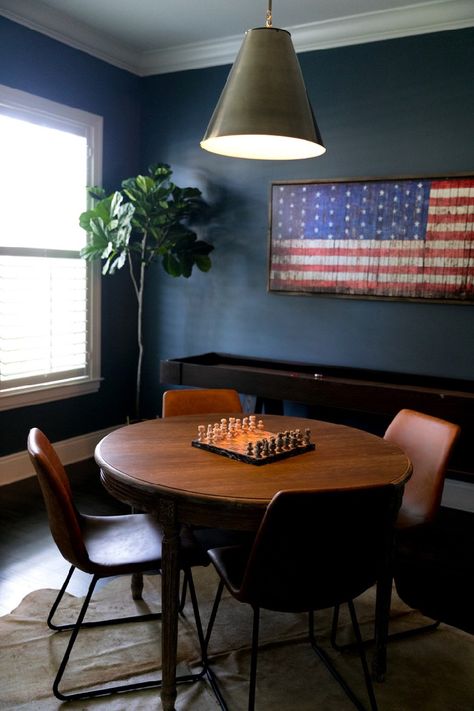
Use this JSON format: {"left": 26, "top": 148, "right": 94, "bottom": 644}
{"left": 372, "top": 570, "right": 392, "bottom": 681}
{"left": 160, "top": 500, "right": 180, "bottom": 711}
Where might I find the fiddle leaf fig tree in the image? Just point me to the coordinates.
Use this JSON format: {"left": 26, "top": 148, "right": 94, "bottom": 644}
{"left": 79, "top": 163, "right": 213, "bottom": 419}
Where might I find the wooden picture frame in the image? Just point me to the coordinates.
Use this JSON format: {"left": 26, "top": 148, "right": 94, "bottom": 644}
{"left": 268, "top": 176, "right": 474, "bottom": 302}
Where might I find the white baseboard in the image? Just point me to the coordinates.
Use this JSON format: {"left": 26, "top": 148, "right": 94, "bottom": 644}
{"left": 0, "top": 426, "right": 119, "bottom": 486}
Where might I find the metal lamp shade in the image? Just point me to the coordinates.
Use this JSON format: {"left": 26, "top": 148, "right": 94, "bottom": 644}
{"left": 200, "top": 27, "right": 325, "bottom": 160}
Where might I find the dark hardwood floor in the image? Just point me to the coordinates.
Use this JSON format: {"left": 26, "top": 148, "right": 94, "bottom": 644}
{"left": 0, "top": 459, "right": 128, "bottom": 616}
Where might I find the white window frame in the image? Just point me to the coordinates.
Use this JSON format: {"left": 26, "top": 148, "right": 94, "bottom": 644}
{"left": 0, "top": 84, "right": 102, "bottom": 411}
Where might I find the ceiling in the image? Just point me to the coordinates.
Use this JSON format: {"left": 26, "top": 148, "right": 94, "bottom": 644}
{"left": 1, "top": 0, "right": 472, "bottom": 75}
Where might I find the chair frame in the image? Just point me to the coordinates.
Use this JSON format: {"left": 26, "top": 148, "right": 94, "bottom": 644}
{"left": 27, "top": 427, "right": 223, "bottom": 704}
{"left": 203, "top": 486, "right": 399, "bottom": 711}
{"left": 46, "top": 564, "right": 209, "bottom": 702}
{"left": 331, "top": 409, "right": 460, "bottom": 657}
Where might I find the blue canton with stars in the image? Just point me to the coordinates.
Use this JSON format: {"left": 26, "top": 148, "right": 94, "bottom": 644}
{"left": 275, "top": 180, "right": 431, "bottom": 241}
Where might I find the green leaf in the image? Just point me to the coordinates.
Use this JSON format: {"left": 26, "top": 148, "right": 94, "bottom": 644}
{"left": 195, "top": 254, "right": 212, "bottom": 272}
{"left": 162, "top": 252, "right": 182, "bottom": 277}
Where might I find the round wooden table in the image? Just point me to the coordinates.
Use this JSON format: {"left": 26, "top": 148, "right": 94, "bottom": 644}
{"left": 96, "top": 414, "right": 411, "bottom": 710}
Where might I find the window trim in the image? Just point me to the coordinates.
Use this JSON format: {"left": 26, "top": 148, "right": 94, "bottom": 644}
{"left": 0, "top": 84, "right": 102, "bottom": 411}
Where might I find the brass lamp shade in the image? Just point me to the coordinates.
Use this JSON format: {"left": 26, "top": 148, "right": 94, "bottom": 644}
{"left": 200, "top": 27, "right": 325, "bottom": 160}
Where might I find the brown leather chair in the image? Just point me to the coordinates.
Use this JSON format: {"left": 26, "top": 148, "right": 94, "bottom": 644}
{"left": 27, "top": 428, "right": 209, "bottom": 702}
{"left": 162, "top": 388, "right": 242, "bottom": 417}
{"left": 204, "top": 486, "right": 400, "bottom": 711}
{"left": 385, "top": 409, "right": 460, "bottom": 530}
{"left": 332, "top": 409, "right": 461, "bottom": 651}
{"left": 385, "top": 410, "right": 461, "bottom": 637}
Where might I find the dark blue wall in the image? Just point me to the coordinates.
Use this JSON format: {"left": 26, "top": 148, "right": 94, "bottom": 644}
{"left": 0, "top": 17, "right": 473, "bottom": 453}
{"left": 140, "top": 29, "right": 474, "bottom": 416}
{"left": 0, "top": 17, "right": 141, "bottom": 454}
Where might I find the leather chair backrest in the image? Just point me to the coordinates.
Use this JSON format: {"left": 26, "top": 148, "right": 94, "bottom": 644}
{"left": 27, "top": 428, "right": 89, "bottom": 569}
{"left": 162, "top": 388, "right": 242, "bottom": 417}
{"left": 384, "top": 409, "right": 460, "bottom": 529}
{"left": 237, "top": 485, "right": 400, "bottom": 613}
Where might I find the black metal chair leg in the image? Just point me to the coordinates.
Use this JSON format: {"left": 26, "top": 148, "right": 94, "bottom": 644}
{"left": 48, "top": 568, "right": 215, "bottom": 702}
{"left": 248, "top": 607, "right": 260, "bottom": 711}
{"left": 330, "top": 603, "right": 341, "bottom": 651}
{"left": 205, "top": 578, "right": 225, "bottom": 650}
{"left": 348, "top": 599, "right": 378, "bottom": 711}
{"left": 48, "top": 566, "right": 162, "bottom": 632}
{"left": 199, "top": 579, "right": 229, "bottom": 711}
{"left": 331, "top": 601, "right": 441, "bottom": 654}
{"left": 47, "top": 565, "right": 76, "bottom": 630}
{"left": 309, "top": 606, "right": 373, "bottom": 711}
{"left": 179, "top": 569, "right": 189, "bottom": 613}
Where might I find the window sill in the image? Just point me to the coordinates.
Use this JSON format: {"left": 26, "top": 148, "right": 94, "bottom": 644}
{"left": 0, "top": 378, "right": 102, "bottom": 411}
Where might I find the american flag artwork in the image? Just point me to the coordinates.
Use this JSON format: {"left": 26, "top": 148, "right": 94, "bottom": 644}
{"left": 269, "top": 177, "right": 474, "bottom": 300}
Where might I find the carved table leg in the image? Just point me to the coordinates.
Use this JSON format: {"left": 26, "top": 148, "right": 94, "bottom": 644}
{"left": 160, "top": 499, "right": 180, "bottom": 711}
{"left": 131, "top": 572, "right": 144, "bottom": 600}
{"left": 130, "top": 506, "right": 144, "bottom": 600}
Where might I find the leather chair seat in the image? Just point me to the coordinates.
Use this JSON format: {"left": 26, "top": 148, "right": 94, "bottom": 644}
{"left": 82, "top": 514, "right": 210, "bottom": 575}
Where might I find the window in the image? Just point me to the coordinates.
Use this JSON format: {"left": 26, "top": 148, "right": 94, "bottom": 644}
{"left": 0, "top": 85, "right": 102, "bottom": 410}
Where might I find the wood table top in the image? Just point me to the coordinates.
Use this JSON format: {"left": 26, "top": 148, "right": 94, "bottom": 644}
{"left": 96, "top": 415, "right": 411, "bottom": 520}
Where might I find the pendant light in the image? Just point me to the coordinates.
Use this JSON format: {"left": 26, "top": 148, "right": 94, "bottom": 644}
{"left": 200, "top": 1, "right": 325, "bottom": 161}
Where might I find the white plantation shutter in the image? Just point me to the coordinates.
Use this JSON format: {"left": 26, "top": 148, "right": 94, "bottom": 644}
{"left": 0, "top": 254, "right": 88, "bottom": 385}
{"left": 0, "top": 85, "right": 102, "bottom": 410}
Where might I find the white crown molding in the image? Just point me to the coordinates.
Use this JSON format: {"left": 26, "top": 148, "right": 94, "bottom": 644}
{"left": 140, "top": 1, "right": 474, "bottom": 75}
{"left": 0, "top": 0, "right": 141, "bottom": 75}
{"left": 0, "top": 425, "right": 119, "bottom": 486}
{"left": 1, "top": 0, "right": 473, "bottom": 76}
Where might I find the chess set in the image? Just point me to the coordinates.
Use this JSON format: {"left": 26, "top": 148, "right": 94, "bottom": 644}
{"left": 191, "top": 416, "right": 315, "bottom": 466}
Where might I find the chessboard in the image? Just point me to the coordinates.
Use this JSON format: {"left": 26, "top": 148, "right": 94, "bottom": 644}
{"left": 191, "top": 416, "right": 315, "bottom": 466}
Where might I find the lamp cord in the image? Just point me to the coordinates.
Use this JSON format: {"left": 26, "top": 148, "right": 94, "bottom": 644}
{"left": 266, "top": 0, "right": 272, "bottom": 27}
